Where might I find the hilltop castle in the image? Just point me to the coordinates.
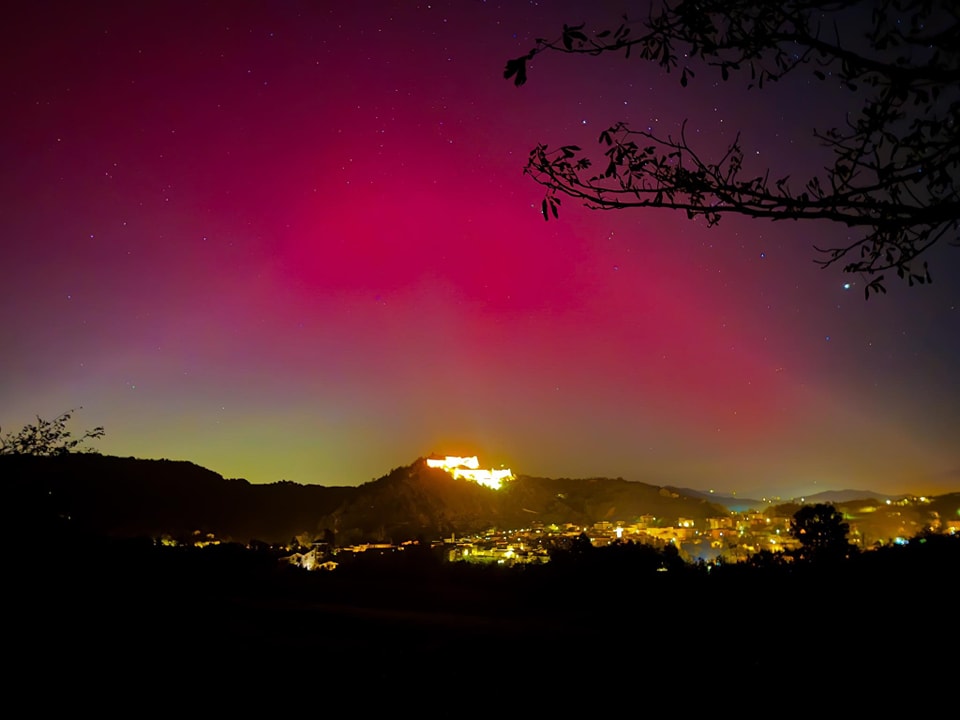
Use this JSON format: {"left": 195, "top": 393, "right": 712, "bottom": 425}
{"left": 425, "top": 455, "right": 514, "bottom": 490}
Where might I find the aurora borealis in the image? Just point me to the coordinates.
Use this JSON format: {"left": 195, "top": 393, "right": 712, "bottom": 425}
{"left": 2, "top": 1, "right": 958, "bottom": 498}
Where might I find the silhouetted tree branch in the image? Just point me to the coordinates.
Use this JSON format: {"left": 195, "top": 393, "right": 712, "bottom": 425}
{"left": 506, "top": 0, "right": 960, "bottom": 297}
{"left": 0, "top": 409, "right": 104, "bottom": 456}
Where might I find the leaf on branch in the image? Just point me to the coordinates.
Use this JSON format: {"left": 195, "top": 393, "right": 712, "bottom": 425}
{"left": 864, "top": 277, "right": 887, "bottom": 299}
{"left": 540, "top": 196, "right": 561, "bottom": 221}
{"left": 504, "top": 55, "right": 530, "bottom": 86}
{"left": 562, "top": 23, "right": 588, "bottom": 50}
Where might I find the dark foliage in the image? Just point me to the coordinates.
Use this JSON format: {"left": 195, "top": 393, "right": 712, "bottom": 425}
{"left": 506, "top": 0, "right": 960, "bottom": 295}
{"left": 790, "top": 502, "right": 854, "bottom": 560}
{"left": 0, "top": 408, "right": 104, "bottom": 456}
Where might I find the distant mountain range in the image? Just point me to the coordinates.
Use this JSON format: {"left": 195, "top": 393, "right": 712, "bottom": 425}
{"left": 667, "top": 487, "right": 904, "bottom": 512}
{"left": 794, "top": 489, "right": 903, "bottom": 503}
{"left": 664, "top": 487, "right": 766, "bottom": 512}
{"left": 4, "top": 454, "right": 954, "bottom": 545}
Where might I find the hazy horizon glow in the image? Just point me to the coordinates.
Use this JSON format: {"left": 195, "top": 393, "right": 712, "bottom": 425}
{"left": 2, "top": 1, "right": 958, "bottom": 499}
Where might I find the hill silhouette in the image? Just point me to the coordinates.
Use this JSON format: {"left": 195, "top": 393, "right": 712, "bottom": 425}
{"left": 2, "top": 454, "right": 350, "bottom": 543}
{"left": 2, "top": 454, "right": 730, "bottom": 543}
{"left": 323, "top": 459, "right": 732, "bottom": 542}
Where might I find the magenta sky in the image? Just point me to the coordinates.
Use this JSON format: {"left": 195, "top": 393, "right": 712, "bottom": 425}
{"left": 3, "top": 1, "right": 958, "bottom": 499}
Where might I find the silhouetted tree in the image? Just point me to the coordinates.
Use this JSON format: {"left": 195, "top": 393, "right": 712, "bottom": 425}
{"left": 661, "top": 542, "right": 686, "bottom": 571}
{"left": 790, "top": 503, "right": 852, "bottom": 560}
{"left": 747, "top": 548, "right": 791, "bottom": 573}
{"left": 0, "top": 409, "right": 104, "bottom": 456}
{"left": 505, "top": 0, "right": 960, "bottom": 295}
{"left": 570, "top": 531, "right": 594, "bottom": 554}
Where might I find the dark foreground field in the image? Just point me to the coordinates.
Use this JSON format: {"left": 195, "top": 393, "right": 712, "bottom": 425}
{"left": 6, "top": 536, "right": 957, "bottom": 708}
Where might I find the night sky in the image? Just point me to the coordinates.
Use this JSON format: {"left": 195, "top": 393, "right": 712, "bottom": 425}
{"left": 3, "top": 1, "right": 958, "bottom": 499}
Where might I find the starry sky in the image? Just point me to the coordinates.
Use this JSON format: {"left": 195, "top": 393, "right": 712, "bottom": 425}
{"left": 3, "top": 1, "right": 958, "bottom": 499}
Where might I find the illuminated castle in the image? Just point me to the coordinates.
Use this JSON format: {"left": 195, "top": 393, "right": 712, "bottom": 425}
{"left": 425, "top": 455, "right": 514, "bottom": 490}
